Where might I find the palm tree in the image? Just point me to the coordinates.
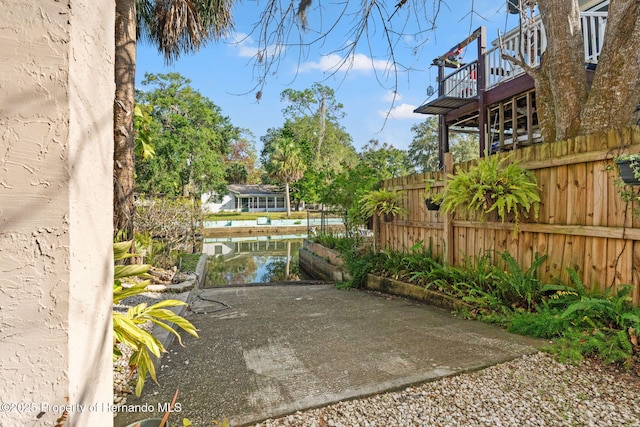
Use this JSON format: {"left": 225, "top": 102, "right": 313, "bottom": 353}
{"left": 114, "top": 0, "right": 233, "bottom": 239}
{"left": 225, "top": 162, "right": 248, "bottom": 184}
{"left": 266, "top": 138, "right": 306, "bottom": 218}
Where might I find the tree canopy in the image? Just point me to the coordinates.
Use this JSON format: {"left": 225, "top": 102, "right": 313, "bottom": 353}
{"left": 114, "top": 0, "right": 235, "bottom": 237}
{"left": 361, "top": 139, "right": 413, "bottom": 180}
{"left": 280, "top": 84, "right": 357, "bottom": 172}
{"left": 260, "top": 85, "right": 358, "bottom": 208}
{"left": 408, "top": 117, "right": 478, "bottom": 172}
{"left": 135, "top": 72, "right": 239, "bottom": 198}
{"left": 225, "top": 130, "right": 260, "bottom": 184}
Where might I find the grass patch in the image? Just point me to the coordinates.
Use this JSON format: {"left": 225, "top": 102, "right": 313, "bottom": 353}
{"left": 177, "top": 253, "right": 201, "bottom": 272}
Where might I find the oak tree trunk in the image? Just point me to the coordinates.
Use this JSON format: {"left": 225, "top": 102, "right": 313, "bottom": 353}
{"left": 580, "top": 0, "right": 640, "bottom": 133}
{"left": 536, "top": 0, "right": 588, "bottom": 142}
{"left": 535, "top": 0, "right": 640, "bottom": 141}
{"left": 114, "top": 0, "right": 136, "bottom": 240}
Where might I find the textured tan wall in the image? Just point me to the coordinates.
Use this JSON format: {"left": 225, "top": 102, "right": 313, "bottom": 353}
{"left": 0, "top": 0, "right": 114, "bottom": 425}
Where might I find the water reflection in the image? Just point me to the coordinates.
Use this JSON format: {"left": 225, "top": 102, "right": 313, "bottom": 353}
{"left": 202, "top": 235, "right": 305, "bottom": 287}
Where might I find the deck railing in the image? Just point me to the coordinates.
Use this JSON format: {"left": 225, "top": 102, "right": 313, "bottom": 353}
{"left": 442, "top": 11, "right": 608, "bottom": 94}
{"left": 581, "top": 11, "right": 608, "bottom": 64}
{"left": 442, "top": 61, "right": 479, "bottom": 98}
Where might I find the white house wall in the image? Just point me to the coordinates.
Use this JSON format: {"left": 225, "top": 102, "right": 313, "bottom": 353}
{"left": 202, "top": 192, "right": 236, "bottom": 213}
{"left": 201, "top": 242, "right": 234, "bottom": 256}
{"left": 0, "top": 1, "right": 114, "bottom": 425}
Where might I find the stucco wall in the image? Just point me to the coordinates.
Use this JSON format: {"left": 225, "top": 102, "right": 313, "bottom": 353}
{"left": 0, "top": 1, "right": 114, "bottom": 425}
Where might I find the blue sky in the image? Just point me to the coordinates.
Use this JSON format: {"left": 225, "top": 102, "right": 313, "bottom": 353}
{"left": 135, "top": 0, "right": 519, "bottom": 153}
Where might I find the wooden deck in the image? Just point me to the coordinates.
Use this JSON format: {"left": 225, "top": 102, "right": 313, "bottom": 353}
{"left": 415, "top": 9, "right": 608, "bottom": 161}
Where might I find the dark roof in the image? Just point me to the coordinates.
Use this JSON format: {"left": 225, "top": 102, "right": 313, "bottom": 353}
{"left": 414, "top": 96, "right": 476, "bottom": 115}
{"left": 228, "top": 184, "right": 284, "bottom": 196}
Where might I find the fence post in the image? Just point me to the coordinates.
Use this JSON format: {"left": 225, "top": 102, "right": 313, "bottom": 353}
{"left": 443, "top": 153, "right": 455, "bottom": 265}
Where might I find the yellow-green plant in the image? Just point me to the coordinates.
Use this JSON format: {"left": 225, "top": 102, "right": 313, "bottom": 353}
{"left": 113, "top": 241, "right": 199, "bottom": 396}
{"left": 439, "top": 155, "right": 540, "bottom": 232}
{"left": 359, "top": 188, "right": 408, "bottom": 219}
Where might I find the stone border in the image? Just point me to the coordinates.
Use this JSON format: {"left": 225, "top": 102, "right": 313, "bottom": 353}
{"left": 151, "top": 253, "right": 208, "bottom": 360}
{"left": 364, "top": 274, "right": 472, "bottom": 312}
{"left": 300, "top": 239, "right": 352, "bottom": 282}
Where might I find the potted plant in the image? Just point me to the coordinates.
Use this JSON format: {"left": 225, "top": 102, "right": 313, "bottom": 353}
{"left": 423, "top": 179, "right": 441, "bottom": 211}
{"left": 439, "top": 154, "right": 540, "bottom": 233}
{"left": 425, "top": 198, "right": 441, "bottom": 211}
{"left": 614, "top": 153, "right": 640, "bottom": 186}
{"left": 359, "top": 189, "right": 408, "bottom": 222}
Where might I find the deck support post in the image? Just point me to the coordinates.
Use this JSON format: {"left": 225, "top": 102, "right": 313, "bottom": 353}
{"left": 477, "top": 27, "right": 487, "bottom": 156}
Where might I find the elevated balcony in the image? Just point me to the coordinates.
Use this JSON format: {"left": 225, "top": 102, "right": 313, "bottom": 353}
{"left": 415, "top": 11, "right": 608, "bottom": 116}
{"left": 415, "top": 8, "right": 608, "bottom": 163}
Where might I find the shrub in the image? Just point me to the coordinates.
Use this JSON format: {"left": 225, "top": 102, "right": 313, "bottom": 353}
{"left": 491, "top": 252, "right": 547, "bottom": 310}
{"left": 134, "top": 195, "right": 203, "bottom": 269}
{"left": 113, "top": 241, "right": 199, "bottom": 396}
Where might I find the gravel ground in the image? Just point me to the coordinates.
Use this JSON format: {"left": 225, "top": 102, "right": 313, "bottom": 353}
{"left": 253, "top": 353, "right": 640, "bottom": 427}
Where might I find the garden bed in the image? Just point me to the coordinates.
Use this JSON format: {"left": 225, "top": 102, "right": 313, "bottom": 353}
{"left": 301, "top": 240, "right": 471, "bottom": 311}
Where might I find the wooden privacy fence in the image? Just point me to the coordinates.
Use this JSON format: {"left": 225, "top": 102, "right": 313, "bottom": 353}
{"left": 379, "top": 126, "right": 640, "bottom": 304}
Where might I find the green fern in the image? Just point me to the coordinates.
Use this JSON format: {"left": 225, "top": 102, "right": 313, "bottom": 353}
{"left": 491, "top": 251, "right": 547, "bottom": 310}
{"left": 359, "top": 189, "right": 408, "bottom": 218}
{"left": 560, "top": 284, "right": 635, "bottom": 329}
{"left": 550, "top": 328, "right": 634, "bottom": 368}
{"left": 439, "top": 155, "right": 540, "bottom": 233}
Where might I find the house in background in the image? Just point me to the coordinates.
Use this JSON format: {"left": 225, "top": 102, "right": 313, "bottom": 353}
{"left": 414, "top": 0, "right": 609, "bottom": 166}
{"left": 202, "top": 184, "right": 292, "bottom": 213}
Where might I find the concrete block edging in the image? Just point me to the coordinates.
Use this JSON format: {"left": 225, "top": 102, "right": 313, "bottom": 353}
{"left": 301, "top": 240, "right": 471, "bottom": 312}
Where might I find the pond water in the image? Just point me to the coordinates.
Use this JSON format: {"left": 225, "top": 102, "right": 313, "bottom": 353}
{"left": 201, "top": 235, "right": 309, "bottom": 287}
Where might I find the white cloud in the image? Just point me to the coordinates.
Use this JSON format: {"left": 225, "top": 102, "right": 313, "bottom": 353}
{"left": 227, "top": 32, "right": 282, "bottom": 59}
{"left": 378, "top": 103, "right": 422, "bottom": 120}
{"left": 299, "top": 53, "right": 390, "bottom": 73}
{"left": 383, "top": 91, "right": 401, "bottom": 102}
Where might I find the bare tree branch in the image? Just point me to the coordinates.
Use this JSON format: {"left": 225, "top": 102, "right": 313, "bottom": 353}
{"left": 497, "top": 2, "right": 538, "bottom": 76}
{"left": 243, "top": 0, "right": 452, "bottom": 107}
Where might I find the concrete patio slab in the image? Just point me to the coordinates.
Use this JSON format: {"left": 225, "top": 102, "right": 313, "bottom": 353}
{"left": 114, "top": 283, "right": 545, "bottom": 427}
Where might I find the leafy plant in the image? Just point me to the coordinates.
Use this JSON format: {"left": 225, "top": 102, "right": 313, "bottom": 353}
{"left": 492, "top": 252, "right": 547, "bottom": 310}
{"left": 614, "top": 153, "right": 640, "bottom": 179}
{"left": 312, "top": 232, "right": 362, "bottom": 253}
{"left": 113, "top": 241, "right": 199, "bottom": 396}
{"left": 359, "top": 188, "right": 408, "bottom": 219}
{"left": 439, "top": 155, "right": 540, "bottom": 232}
{"left": 559, "top": 285, "right": 640, "bottom": 331}
{"left": 549, "top": 328, "right": 635, "bottom": 368}
{"left": 507, "top": 308, "right": 567, "bottom": 338}
{"left": 423, "top": 178, "right": 443, "bottom": 210}
{"left": 133, "top": 104, "right": 155, "bottom": 161}
{"left": 341, "top": 245, "right": 380, "bottom": 288}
